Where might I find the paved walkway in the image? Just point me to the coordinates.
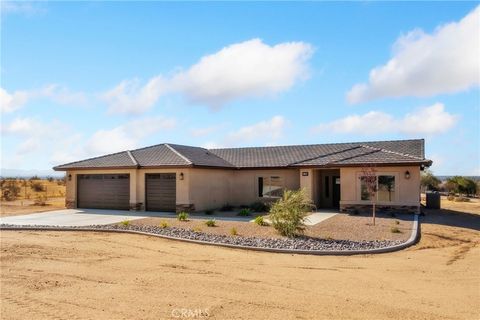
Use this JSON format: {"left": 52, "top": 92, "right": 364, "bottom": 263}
{"left": 304, "top": 210, "right": 339, "bottom": 226}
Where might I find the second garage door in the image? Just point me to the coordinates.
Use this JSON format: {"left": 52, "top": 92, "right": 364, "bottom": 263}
{"left": 146, "top": 173, "right": 176, "bottom": 212}
{"left": 77, "top": 174, "right": 130, "bottom": 210}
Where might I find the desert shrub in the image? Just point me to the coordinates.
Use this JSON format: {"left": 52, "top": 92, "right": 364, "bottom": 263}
{"left": 237, "top": 208, "right": 252, "bottom": 216}
{"left": 30, "top": 181, "right": 45, "bottom": 192}
{"left": 46, "top": 176, "right": 54, "bottom": 182}
{"left": 192, "top": 226, "right": 202, "bottom": 232}
{"left": 390, "top": 226, "right": 401, "bottom": 233}
{"left": 177, "top": 211, "right": 189, "bottom": 221}
{"left": 220, "top": 204, "right": 233, "bottom": 212}
{"left": 33, "top": 195, "right": 47, "bottom": 206}
{"left": 1, "top": 181, "right": 21, "bottom": 201}
{"left": 269, "top": 189, "right": 314, "bottom": 237}
{"left": 204, "top": 209, "right": 215, "bottom": 215}
{"left": 250, "top": 201, "right": 269, "bottom": 212}
{"left": 29, "top": 175, "right": 40, "bottom": 181}
{"left": 120, "top": 220, "right": 130, "bottom": 227}
{"left": 205, "top": 219, "right": 216, "bottom": 227}
{"left": 160, "top": 221, "right": 169, "bottom": 228}
{"left": 254, "top": 216, "right": 267, "bottom": 226}
{"left": 230, "top": 227, "right": 238, "bottom": 236}
{"left": 447, "top": 195, "right": 455, "bottom": 201}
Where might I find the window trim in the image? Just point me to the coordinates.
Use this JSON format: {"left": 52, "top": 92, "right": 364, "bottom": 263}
{"left": 357, "top": 172, "right": 398, "bottom": 203}
{"left": 257, "top": 175, "right": 284, "bottom": 199}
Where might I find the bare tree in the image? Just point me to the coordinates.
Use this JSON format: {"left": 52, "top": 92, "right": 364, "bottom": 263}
{"left": 360, "top": 166, "right": 377, "bottom": 226}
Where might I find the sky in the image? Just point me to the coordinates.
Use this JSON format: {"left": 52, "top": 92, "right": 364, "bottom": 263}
{"left": 1, "top": 1, "right": 479, "bottom": 176}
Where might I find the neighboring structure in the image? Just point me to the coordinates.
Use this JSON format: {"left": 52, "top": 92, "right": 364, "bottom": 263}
{"left": 53, "top": 139, "right": 431, "bottom": 214}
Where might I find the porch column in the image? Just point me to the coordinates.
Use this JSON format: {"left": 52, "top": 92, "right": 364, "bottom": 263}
{"left": 299, "top": 169, "right": 314, "bottom": 201}
{"left": 129, "top": 169, "right": 140, "bottom": 211}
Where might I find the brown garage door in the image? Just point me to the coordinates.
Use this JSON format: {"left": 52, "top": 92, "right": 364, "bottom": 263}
{"left": 146, "top": 173, "right": 176, "bottom": 212}
{"left": 77, "top": 174, "right": 130, "bottom": 210}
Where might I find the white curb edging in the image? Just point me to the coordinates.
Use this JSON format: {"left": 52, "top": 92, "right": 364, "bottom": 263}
{"left": 0, "top": 214, "right": 419, "bottom": 256}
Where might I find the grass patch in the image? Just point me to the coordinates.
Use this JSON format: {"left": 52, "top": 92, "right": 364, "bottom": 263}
{"left": 159, "top": 221, "right": 169, "bottom": 228}
{"left": 192, "top": 226, "right": 202, "bottom": 232}
{"left": 205, "top": 219, "right": 216, "bottom": 227}
{"left": 390, "top": 226, "right": 402, "bottom": 233}
{"left": 254, "top": 216, "right": 267, "bottom": 226}
{"left": 177, "top": 212, "right": 189, "bottom": 221}
{"left": 119, "top": 220, "right": 130, "bottom": 227}
{"left": 230, "top": 227, "right": 238, "bottom": 236}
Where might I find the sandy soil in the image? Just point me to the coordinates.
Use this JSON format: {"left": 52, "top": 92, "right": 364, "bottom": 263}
{"left": 1, "top": 200, "right": 479, "bottom": 320}
{"left": 0, "top": 197, "right": 65, "bottom": 217}
{"left": 132, "top": 211, "right": 412, "bottom": 242}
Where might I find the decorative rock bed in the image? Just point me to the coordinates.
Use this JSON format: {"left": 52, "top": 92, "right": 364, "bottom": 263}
{"left": 0, "top": 223, "right": 407, "bottom": 252}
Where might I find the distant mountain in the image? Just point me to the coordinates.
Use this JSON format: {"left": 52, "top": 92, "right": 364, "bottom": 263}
{"left": 0, "top": 168, "right": 64, "bottom": 178}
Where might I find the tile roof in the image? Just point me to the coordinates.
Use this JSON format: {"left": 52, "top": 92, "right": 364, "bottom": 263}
{"left": 53, "top": 139, "right": 431, "bottom": 170}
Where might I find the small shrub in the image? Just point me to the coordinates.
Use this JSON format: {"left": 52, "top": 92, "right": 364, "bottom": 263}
{"left": 159, "top": 221, "right": 169, "bottom": 228}
{"left": 1, "top": 181, "right": 21, "bottom": 201}
{"left": 205, "top": 219, "right": 216, "bottom": 227}
{"left": 254, "top": 216, "right": 267, "bottom": 226}
{"left": 395, "top": 220, "right": 400, "bottom": 225}
{"left": 192, "top": 226, "right": 202, "bottom": 232}
{"left": 269, "top": 189, "right": 314, "bottom": 237}
{"left": 220, "top": 204, "right": 233, "bottom": 212}
{"left": 250, "top": 201, "right": 269, "bottom": 212}
{"left": 46, "top": 176, "right": 54, "bottom": 182}
{"left": 33, "top": 195, "right": 47, "bottom": 206}
{"left": 30, "top": 181, "right": 45, "bottom": 192}
{"left": 120, "top": 220, "right": 130, "bottom": 227}
{"left": 230, "top": 227, "right": 238, "bottom": 236}
{"left": 177, "top": 211, "right": 189, "bottom": 221}
{"left": 390, "top": 226, "right": 401, "bottom": 233}
{"left": 237, "top": 208, "right": 252, "bottom": 216}
{"left": 204, "top": 209, "right": 215, "bottom": 215}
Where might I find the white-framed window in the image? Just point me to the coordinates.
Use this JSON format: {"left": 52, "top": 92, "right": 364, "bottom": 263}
{"left": 258, "top": 176, "right": 284, "bottom": 198}
{"left": 360, "top": 174, "right": 396, "bottom": 202}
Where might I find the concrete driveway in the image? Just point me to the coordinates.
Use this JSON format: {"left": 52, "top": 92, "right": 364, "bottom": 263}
{"left": 0, "top": 209, "right": 148, "bottom": 227}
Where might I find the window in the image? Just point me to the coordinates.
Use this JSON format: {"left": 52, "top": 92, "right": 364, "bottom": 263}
{"left": 258, "top": 176, "right": 284, "bottom": 198}
{"left": 360, "top": 175, "right": 396, "bottom": 202}
{"left": 378, "top": 175, "right": 395, "bottom": 202}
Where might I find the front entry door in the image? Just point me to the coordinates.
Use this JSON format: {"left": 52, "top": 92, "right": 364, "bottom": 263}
{"left": 332, "top": 176, "right": 341, "bottom": 208}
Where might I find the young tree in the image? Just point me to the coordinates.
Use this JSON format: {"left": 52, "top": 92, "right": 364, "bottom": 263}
{"left": 421, "top": 169, "right": 441, "bottom": 191}
{"left": 360, "top": 166, "right": 377, "bottom": 226}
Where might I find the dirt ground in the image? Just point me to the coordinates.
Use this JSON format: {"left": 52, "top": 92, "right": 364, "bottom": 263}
{"left": 1, "top": 199, "right": 479, "bottom": 320}
{"left": 132, "top": 211, "right": 412, "bottom": 242}
{"left": 0, "top": 197, "right": 65, "bottom": 217}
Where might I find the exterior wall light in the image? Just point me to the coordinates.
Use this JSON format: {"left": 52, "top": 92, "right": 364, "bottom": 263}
{"left": 179, "top": 172, "right": 184, "bottom": 180}
{"left": 405, "top": 171, "right": 410, "bottom": 180}
{"left": 68, "top": 174, "right": 72, "bottom": 181}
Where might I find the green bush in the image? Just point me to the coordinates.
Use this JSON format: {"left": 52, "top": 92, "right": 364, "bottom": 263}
{"left": 250, "top": 201, "right": 269, "bottom": 212}
{"left": 237, "top": 208, "right": 252, "bottom": 216}
{"left": 120, "top": 220, "right": 130, "bottom": 227}
{"left": 254, "top": 216, "right": 267, "bottom": 226}
{"left": 205, "top": 219, "right": 216, "bottom": 227}
{"left": 269, "top": 189, "right": 314, "bottom": 237}
{"left": 230, "top": 227, "right": 238, "bottom": 236}
{"left": 204, "top": 209, "right": 215, "bottom": 215}
{"left": 159, "top": 221, "right": 169, "bottom": 228}
{"left": 390, "top": 226, "right": 401, "bottom": 233}
{"left": 177, "top": 212, "right": 189, "bottom": 221}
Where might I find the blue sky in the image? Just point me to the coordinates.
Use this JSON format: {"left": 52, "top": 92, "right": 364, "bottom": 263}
{"left": 1, "top": 2, "right": 479, "bottom": 176}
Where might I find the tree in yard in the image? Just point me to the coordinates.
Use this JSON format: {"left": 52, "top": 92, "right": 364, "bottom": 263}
{"left": 359, "top": 166, "right": 378, "bottom": 226}
{"left": 421, "top": 169, "right": 441, "bottom": 191}
{"left": 445, "top": 176, "right": 477, "bottom": 196}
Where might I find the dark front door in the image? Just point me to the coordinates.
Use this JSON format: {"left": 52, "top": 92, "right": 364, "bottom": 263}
{"left": 145, "top": 173, "right": 176, "bottom": 212}
{"left": 77, "top": 174, "right": 130, "bottom": 210}
{"left": 332, "top": 176, "right": 341, "bottom": 208}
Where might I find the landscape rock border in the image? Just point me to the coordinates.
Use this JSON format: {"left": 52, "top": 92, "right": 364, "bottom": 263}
{"left": 0, "top": 214, "right": 419, "bottom": 255}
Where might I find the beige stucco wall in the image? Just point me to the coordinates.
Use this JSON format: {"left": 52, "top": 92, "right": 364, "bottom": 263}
{"left": 339, "top": 166, "right": 421, "bottom": 207}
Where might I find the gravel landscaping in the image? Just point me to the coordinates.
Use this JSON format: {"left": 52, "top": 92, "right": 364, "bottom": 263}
{"left": 0, "top": 223, "right": 406, "bottom": 251}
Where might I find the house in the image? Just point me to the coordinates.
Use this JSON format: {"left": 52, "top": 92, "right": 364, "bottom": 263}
{"left": 53, "top": 139, "right": 432, "bottom": 214}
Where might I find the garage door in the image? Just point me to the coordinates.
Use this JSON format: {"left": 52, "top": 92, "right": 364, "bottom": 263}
{"left": 77, "top": 174, "right": 130, "bottom": 210}
{"left": 146, "top": 173, "right": 176, "bottom": 212}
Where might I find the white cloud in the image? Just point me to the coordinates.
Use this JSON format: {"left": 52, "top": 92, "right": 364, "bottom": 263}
{"left": 0, "top": 85, "right": 87, "bottom": 113}
{"left": 347, "top": 6, "right": 480, "bottom": 104}
{"left": 103, "top": 39, "right": 313, "bottom": 113}
{"left": 313, "top": 103, "right": 458, "bottom": 135}
{"left": 222, "top": 115, "right": 287, "bottom": 147}
{"left": 1, "top": 116, "right": 176, "bottom": 167}
{"left": 1, "top": 1, "right": 46, "bottom": 16}
{"left": 190, "top": 124, "right": 225, "bottom": 137}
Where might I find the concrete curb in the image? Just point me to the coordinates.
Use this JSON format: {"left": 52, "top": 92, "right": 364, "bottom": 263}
{"left": 0, "top": 214, "right": 420, "bottom": 256}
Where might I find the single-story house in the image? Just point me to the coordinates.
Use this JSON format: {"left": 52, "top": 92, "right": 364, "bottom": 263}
{"left": 53, "top": 139, "right": 432, "bottom": 214}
